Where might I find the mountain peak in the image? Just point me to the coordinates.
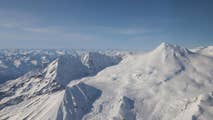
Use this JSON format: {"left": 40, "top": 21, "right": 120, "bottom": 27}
{"left": 153, "top": 42, "right": 192, "bottom": 56}
{"left": 44, "top": 55, "right": 89, "bottom": 86}
{"left": 44, "top": 53, "right": 121, "bottom": 86}
{"left": 158, "top": 42, "right": 174, "bottom": 48}
{"left": 144, "top": 43, "right": 193, "bottom": 72}
{"left": 156, "top": 42, "right": 180, "bottom": 51}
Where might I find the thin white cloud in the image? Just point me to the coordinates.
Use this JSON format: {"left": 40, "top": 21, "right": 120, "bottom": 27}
{"left": 62, "top": 33, "right": 95, "bottom": 41}
{"left": 0, "top": 23, "right": 18, "bottom": 28}
{"left": 94, "top": 26, "right": 160, "bottom": 35}
{"left": 128, "top": 36, "right": 154, "bottom": 41}
{"left": 0, "top": 9, "right": 38, "bottom": 28}
{"left": 23, "top": 27, "right": 59, "bottom": 33}
{"left": 0, "top": 9, "right": 160, "bottom": 44}
{"left": 117, "top": 28, "right": 152, "bottom": 35}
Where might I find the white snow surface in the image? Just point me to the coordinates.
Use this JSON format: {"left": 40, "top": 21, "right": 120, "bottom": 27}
{"left": 1, "top": 43, "right": 213, "bottom": 120}
{"left": 191, "top": 46, "right": 213, "bottom": 57}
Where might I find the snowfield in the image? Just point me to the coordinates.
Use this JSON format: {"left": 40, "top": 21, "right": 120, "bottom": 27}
{"left": 0, "top": 43, "right": 213, "bottom": 120}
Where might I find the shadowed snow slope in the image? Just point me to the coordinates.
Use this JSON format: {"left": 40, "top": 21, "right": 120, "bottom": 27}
{"left": 0, "top": 83, "right": 101, "bottom": 120}
{"left": 1, "top": 43, "right": 213, "bottom": 120}
{"left": 45, "top": 55, "right": 89, "bottom": 86}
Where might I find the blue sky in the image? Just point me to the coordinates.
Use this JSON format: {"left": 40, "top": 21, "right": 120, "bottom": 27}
{"left": 0, "top": 0, "right": 212, "bottom": 50}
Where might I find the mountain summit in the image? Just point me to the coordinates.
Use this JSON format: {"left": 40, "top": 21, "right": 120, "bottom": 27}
{"left": 152, "top": 42, "right": 192, "bottom": 58}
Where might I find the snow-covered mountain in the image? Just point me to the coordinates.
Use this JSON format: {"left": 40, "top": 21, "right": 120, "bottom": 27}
{"left": 77, "top": 43, "right": 213, "bottom": 120}
{"left": 0, "top": 43, "right": 213, "bottom": 120}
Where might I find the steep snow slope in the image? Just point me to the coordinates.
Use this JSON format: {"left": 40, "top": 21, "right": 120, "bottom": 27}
{"left": 1, "top": 43, "right": 213, "bottom": 120}
{"left": 0, "top": 83, "right": 102, "bottom": 120}
{"left": 81, "top": 52, "right": 121, "bottom": 74}
{"left": 45, "top": 55, "right": 89, "bottom": 86}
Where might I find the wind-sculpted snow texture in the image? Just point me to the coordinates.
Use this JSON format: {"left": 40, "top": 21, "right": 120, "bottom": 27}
{"left": 0, "top": 83, "right": 101, "bottom": 120}
{"left": 57, "top": 83, "right": 102, "bottom": 120}
{"left": 1, "top": 43, "right": 213, "bottom": 120}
